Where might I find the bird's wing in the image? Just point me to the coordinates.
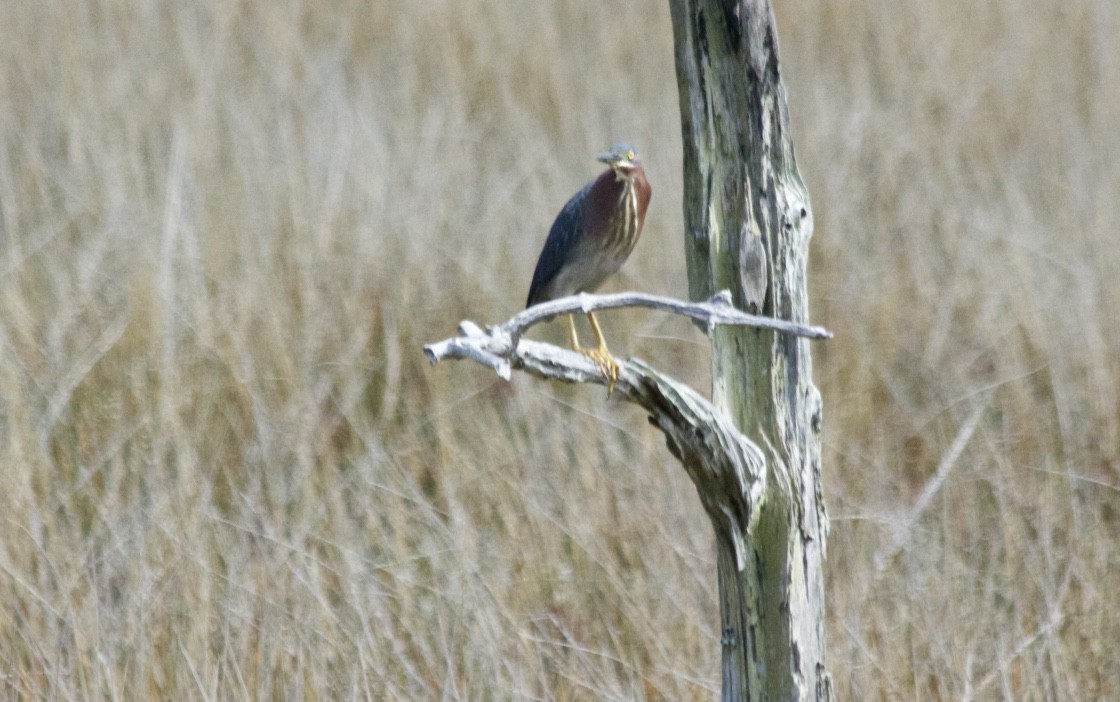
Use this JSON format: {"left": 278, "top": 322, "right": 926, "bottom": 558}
{"left": 526, "top": 182, "right": 591, "bottom": 307}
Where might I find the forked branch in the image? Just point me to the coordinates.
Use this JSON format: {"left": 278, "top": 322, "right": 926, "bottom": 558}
{"left": 423, "top": 290, "right": 830, "bottom": 568}
{"left": 423, "top": 289, "right": 830, "bottom": 381}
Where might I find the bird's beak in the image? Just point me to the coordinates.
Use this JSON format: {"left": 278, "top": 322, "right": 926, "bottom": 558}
{"left": 598, "top": 152, "right": 636, "bottom": 170}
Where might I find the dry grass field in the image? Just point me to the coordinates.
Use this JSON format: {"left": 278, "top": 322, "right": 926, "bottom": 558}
{"left": 1, "top": 0, "right": 1117, "bottom": 699}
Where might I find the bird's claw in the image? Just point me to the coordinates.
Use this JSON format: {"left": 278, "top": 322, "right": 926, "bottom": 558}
{"left": 585, "top": 348, "right": 621, "bottom": 397}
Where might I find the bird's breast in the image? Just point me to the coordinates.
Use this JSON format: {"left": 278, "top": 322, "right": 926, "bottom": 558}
{"left": 602, "top": 180, "right": 643, "bottom": 259}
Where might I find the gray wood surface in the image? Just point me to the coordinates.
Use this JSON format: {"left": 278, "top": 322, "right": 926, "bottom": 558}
{"left": 669, "top": 0, "right": 832, "bottom": 698}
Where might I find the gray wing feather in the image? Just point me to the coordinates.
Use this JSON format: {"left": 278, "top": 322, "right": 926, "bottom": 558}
{"left": 526, "top": 182, "right": 591, "bottom": 307}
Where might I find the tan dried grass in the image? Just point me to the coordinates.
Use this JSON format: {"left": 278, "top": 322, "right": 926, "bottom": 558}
{"left": 0, "top": 0, "right": 1116, "bottom": 698}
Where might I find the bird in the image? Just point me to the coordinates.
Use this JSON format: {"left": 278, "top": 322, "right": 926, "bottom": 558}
{"left": 526, "top": 142, "right": 651, "bottom": 395}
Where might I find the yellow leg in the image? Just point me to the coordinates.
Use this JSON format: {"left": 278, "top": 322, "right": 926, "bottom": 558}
{"left": 585, "top": 311, "right": 621, "bottom": 397}
{"left": 564, "top": 313, "right": 621, "bottom": 396}
{"left": 566, "top": 314, "right": 582, "bottom": 351}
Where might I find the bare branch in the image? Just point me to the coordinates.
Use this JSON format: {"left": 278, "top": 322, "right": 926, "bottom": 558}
{"left": 422, "top": 289, "right": 829, "bottom": 579}
{"left": 424, "top": 320, "right": 767, "bottom": 569}
{"left": 498, "top": 290, "right": 832, "bottom": 345}
{"left": 423, "top": 289, "right": 830, "bottom": 397}
{"left": 423, "top": 320, "right": 515, "bottom": 380}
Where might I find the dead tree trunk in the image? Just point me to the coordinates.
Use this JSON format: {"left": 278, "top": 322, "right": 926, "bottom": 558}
{"left": 669, "top": 0, "right": 830, "bottom": 699}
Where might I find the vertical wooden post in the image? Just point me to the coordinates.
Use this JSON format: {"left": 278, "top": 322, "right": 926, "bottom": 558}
{"left": 668, "top": 1, "right": 831, "bottom": 699}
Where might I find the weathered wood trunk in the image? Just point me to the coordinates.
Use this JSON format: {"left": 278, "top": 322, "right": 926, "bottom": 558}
{"left": 669, "top": 1, "right": 830, "bottom": 699}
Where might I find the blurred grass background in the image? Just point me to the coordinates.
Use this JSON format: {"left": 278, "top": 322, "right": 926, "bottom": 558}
{"left": 1, "top": 0, "right": 1117, "bottom": 698}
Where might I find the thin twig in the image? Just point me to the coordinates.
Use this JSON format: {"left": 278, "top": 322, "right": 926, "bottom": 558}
{"left": 502, "top": 290, "right": 832, "bottom": 344}
{"left": 872, "top": 399, "right": 989, "bottom": 581}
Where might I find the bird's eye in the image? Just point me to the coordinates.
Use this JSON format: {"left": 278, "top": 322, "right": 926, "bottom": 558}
{"left": 627, "top": 150, "right": 635, "bottom": 160}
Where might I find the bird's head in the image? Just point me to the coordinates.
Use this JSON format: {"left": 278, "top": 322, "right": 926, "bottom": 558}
{"left": 598, "top": 142, "right": 641, "bottom": 178}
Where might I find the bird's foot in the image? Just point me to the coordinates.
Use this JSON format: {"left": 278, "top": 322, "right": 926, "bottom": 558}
{"left": 584, "top": 347, "right": 621, "bottom": 397}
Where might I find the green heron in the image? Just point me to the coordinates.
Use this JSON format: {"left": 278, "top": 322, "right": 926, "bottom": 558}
{"left": 526, "top": 142, "right": 651, "bottom": 394}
